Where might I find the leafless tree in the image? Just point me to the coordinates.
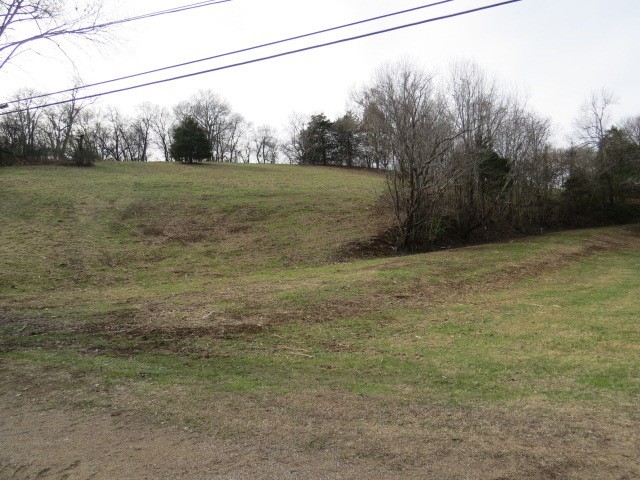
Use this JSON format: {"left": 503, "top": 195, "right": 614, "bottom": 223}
{"left": 223, "top": 112, "right": 247, "bottom": 163}
{"left": 175, "top": 90, "right": 233, "bottom": 162}
{"left": 572, "top": 89, "right": 620, "bottom": 206}
{"left": 78, "top": 105, "right": 158, "bottom": 161}
{"left": 89, "top": 106, "right": 129, "bottom": 161}
{"left": 448, "top": 60, "right": 509, "bottom": 148}
{"left": 497, "top": 106, "right": 556, "bottom": 227}
{"left": 574, "top": 88, "right": 618, "bottom": 149}
{"left": 0, "top": 0, "right": 108, "bottom": 72}
{"left": 42, "top": 87, "right": 90, "bottom": 160}
{"left": 445, "top": 60, "right": 514, "bottom": 241}
{"left": 86, "top": 113, "right": 109, "bottom": 160}
{"left": 127, "top": 106, "right": 153, "bottom": 161}
{"left": 237, "top": 121, "right": 253, "bottom": 163}
{"left": 281, "top": 112, "right": 308, "bottom": 165}
{"left": 252, "top": 124, "right": 278, "bottom": 164}
{"left": 621, "top": 116, "right": 640, "bottom": 145}
{"left": 358, "top": 101, "right": 391, "bottom": 169}
{"left": 350, "top": 60, "right": 568, "bottom": 248}
{"left": 0, "top": 88, "right": 46, "bottom": 157}
{"left": 147, "top": 104, "right": 174, "bottom": 162}
{"left": 356, "top": 61, "right": 457, "bottom": 249}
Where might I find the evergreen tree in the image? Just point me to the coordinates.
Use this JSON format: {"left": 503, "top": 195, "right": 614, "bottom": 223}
{"left": 301, "top": 114, "right": 333, "bottom": 165}
{"left": 599, "top": 127, "right": 640, "bottom": 204}
{"left": 332, "top": 112, "right": 362, "bottom": 167}
{"left": 169, "top": 116, "right": 211, "bottom": 163}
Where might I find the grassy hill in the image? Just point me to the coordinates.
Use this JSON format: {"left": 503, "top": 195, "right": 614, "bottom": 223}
{"left": 1, "top": 162, "right": 389, "bottom": 324}
{"left": 1, "top": 162, "right": 639, "bottom": 479}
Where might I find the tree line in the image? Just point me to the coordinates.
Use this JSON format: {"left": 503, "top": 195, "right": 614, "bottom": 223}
{"left": 2, "top": 59, "right": 638, "bottom": 250}
{"left": 285, "top": 61, "right": 640, "bottom": 249}
{"left": 0, "top": 89, "right": 280, "bottom": 165}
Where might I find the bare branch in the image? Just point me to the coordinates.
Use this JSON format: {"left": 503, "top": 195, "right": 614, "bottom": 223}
{"left": 1, "top": 0, "right": 107, "bottom": 73}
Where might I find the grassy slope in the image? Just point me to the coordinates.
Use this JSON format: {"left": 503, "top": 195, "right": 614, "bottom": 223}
{"left": 0, "top": 162, "right": 386, "bottom": 320}
{"left": 1, "top": 162, "right": 639, "bottom": 477}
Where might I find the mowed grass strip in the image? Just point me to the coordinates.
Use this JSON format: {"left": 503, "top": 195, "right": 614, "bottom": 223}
{"left": 4, "top": 235, "right": 638, "bottom": 409}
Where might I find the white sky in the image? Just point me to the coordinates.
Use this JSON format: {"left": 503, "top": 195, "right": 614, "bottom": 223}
{"left": 3, "top": 0, "right": 640, "bottom": 144}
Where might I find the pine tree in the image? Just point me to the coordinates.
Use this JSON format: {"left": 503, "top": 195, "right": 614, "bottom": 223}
{"left": 170, "top": 116, "right": 211, "bottom": 163}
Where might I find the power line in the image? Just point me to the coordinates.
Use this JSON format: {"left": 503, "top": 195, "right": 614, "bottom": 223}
{"left": 95, "top": 0, "right": 233, "bottom": 28}
{"left": 11, "top": 0, "right": 457, "bottom": 104}
{"left": 1, "top": 1, "right": 233, "bottom": 52}
{"left": 0, "top": 0, "right": 233, "bottom": 67}
{"left": 1, "top": 0, "right": 524, "bottom": 116}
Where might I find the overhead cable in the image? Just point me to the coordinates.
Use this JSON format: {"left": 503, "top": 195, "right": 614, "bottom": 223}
{"left": 1, "top": 0, "right": 524, "bottom": 116}
{"left": 10, "top": 0, "right": 456, "bottom": 104}
{"left": 1, "top": 1, "right": 233, "bottom": 53}
{"left": 97, "top": 0, "right": 233, "bottom": 27}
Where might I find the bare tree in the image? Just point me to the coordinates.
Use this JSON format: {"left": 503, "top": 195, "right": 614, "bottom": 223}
{"left": 128, "top": 106, "right": 153, "bottom": 161}
{"left": 99, "top": 106, "right": 125, "bottom": 161}
{"left": 252, "top": 124, "right": 278, "bottom": 164}
{"left": 86, "top": 111, "right": 110, "bottom": 160}
{"left": 281, "top": 112, "right": 308, "bottom": 164}
{"left": 574, "top": 88, "right": 618, "bottom": 149}
{"left": 496, "top": 106, "right": 555, "bottom": 227}
{"left": 0, "top": 88, "right": 46, "bottom": 158}
{"left": 175, "top": 90, "right": 233, "bottom": 162}
{"left": 0, "top": 0, "right": 108, "bottom": 72}
{"left": 359, "top": 101, "right": 391, "bottom": 169}
{"left": 356, "top": 61, "right": 456, "bottom": 249}
{"left": 237, "top": 121, "right": 253, "bottom": 163}
{"left": 352, "top": 60, "right": 562, "bottom": 248}
{"left": 446, "top": 60, "right": 513, "bottom": 242}
{"left": 572, "top": 89, "right": 620, "bottom": 206}
{"left": 622, "top": 116, "right": 640, "bottom": 145}
{"left": 147, "top": 104, "right": 174, "bottom": 162}
{"left": 223, "top": 112, "right": 246, "bottom": 163}
{"left": 42, "top": 87, "right": 90, "bottom": 160}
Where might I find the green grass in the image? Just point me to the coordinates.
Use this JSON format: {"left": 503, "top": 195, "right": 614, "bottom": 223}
{"left": 0, "top": 162, "right": 385, "bottom": 295}
{"left": 1, "top": 161, "right": 639, "bottom": 424}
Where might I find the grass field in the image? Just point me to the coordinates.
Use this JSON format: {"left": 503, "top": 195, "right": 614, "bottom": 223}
{"left": 1, "top": 162, "right": 639, "bottom": 479}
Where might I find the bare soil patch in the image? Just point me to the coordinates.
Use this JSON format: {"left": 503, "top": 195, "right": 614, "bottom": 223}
{"left": 1, "top": 387, "right": 638, "bottom": 480}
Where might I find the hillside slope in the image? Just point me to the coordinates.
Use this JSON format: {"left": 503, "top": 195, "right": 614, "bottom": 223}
{"left": 1, "top": 162, "right": 639, "bottom": 479}
{"left": 1, "top": 161, "right": 388, "bottom": 292}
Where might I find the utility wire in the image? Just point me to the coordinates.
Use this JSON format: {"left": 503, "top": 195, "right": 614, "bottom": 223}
{"left": 11, "top": 0, "right": 456, "bottom": 104}
{"left": 0, "top": 1, "right": 232, "bottom": 93}
{"left": 94, "top": 0, "right": 233, "bottom": 27}
{"left": 1, "top": 0, "right": 524, "bottom": 116}
{"left": 0, "top": 1, "right": 232, "bottom": 53}
{"left": 0, "top": 0, "right": 233, "bottom": 72}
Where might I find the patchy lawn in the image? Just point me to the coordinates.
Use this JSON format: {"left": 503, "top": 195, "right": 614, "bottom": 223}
{"left": 1, "top": 163, "right": 638, "bottom": 479}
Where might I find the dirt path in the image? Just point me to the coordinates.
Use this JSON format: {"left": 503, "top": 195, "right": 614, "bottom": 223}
{"left": 1, "top": 406, "right": 381, "bottom": 480}
{"left": 2, "top": 390, "right": 638, "bottom": 480}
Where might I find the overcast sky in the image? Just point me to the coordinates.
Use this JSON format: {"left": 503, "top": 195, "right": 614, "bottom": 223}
{"left": 3, "top": 0, "right": 640, "bottom": 145}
